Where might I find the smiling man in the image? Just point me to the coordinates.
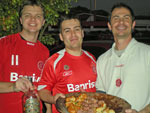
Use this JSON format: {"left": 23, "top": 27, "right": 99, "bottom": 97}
{"left": 0, "top": 0, "right": 49, "bottom": 113}
{"left": 96, "top": 3, "right": 150, "bottom": 113}
{"left": 38, "top": 15, "right": 97, "bottom": 113}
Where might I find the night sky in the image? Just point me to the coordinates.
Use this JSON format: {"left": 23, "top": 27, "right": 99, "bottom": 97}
{"left": 71, "top": 0, "right": 150, "bottom": 16}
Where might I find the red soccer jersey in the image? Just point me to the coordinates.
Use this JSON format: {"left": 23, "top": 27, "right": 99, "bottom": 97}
{"left": 38, "top": 49, "right": 97, "bottom": 113}
{"left": 0, "top": 33, "right": 49, "bottom": 113}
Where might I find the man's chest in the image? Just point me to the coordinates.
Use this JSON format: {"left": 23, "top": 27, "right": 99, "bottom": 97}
{"left": 0, "top": 45, "right": 45, "bottom": 82}
{"left": 54, "top": 59, "right": 97, "bottom": 92}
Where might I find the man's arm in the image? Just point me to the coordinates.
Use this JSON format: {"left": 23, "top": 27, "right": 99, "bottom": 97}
{"left": 0, "top": 82, "right": 14, "bottom": 93}
{"left": 0, "top": 77, "right": 33, "bottom": 93}
{"left": 38, "top": 89, "right": 65, "bottom": 104}
{"left": 45, "top": 103, "right": 52, "bottom": 113}
{"left": 139, "top": 104, "right": 150, "bottom": 113}
{"left": 125, "top": 104, "right": 150, "bottom": 113}
{"left": 38, "top": 89, "right": 55, "bottom": 104}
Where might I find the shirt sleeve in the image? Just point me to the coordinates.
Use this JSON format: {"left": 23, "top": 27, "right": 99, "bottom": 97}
{"left": 95, "top": 56, "right": 105, "bottom": 92}
{"left": 38, "top": 57, "right": 56, "bottom": 91}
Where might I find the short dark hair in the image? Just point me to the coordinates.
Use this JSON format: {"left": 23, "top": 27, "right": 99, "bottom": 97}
{"left": 59, "top": 14, "right": 82, "bottom": 33}
{"left": 19, "top": 0, "right": 45, "bottom": 18}
{"left": 108, "top": 3, "right": 135, "bottom": 22}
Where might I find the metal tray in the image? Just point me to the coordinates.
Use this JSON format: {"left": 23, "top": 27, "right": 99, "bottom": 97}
{"left": 56, "top": 92, "right": 131, "bottom": 113}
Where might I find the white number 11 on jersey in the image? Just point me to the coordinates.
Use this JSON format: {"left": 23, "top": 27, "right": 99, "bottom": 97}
{"left": 11, "top": 54, "right": 19, "bottom": 66}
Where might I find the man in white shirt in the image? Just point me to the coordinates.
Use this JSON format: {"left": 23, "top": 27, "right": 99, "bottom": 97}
{"left": 96, "top": 3, "right": 150, "bottom": 113}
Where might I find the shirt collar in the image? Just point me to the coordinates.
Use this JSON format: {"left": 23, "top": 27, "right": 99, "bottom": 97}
{"left": 111, "top": 38, "right": 138, "bottom": 57}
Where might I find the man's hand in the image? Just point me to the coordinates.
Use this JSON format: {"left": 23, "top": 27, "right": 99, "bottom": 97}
{"left": 45, "top": 103, "right": 52, "bottom": 113}
{"left": 79, "top": 87, "right": 86, "bottom": 92}
{"left": 125, "top": 109, "right": 138, "bottom": 113}
{"left": 14, "top": 77, "right": 34, "bottom": 92}
{"left": 53, "top": 93, "right": 65, "bottom": 104}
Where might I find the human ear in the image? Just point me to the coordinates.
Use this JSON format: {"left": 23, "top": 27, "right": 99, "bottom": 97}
{"left": 107, "top": 22, "right": 112, "bottom": 31}
{"left": 59, "top": 33, "right": 64, "bottom": 41}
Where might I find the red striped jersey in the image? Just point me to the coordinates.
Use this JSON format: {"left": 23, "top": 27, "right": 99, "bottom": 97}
{"left": 38, "top": 49, "right": 97, "bottom": 113}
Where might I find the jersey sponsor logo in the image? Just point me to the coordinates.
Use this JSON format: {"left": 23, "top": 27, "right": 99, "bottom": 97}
{"left": 63, "top": 70, "right": 72, "bottom": 76}
{"left": 91, "top": 62, "right": 97, "bottom": 74}
{"left": 115, "top": 64, "right": 124, "bottom": 67}
{"left": 10, "top": 72, "right": 40, "bottom": 82}
{"left": 11, "top": 54, "right": 19, "bottom": 66}
{"left": 37, "top": 61, "right": 44, "bottom": 71}
{"left": 27, "top": 42, "right": 35, "bottom": 46}
{"left": 116, "top": 78, "right": 122, "bottom": 87}
{"left": 67, "top": 80, "right": 95, "bottom": 92}
{"left": 64, "top": 65, "right": 69, "bottom": 70}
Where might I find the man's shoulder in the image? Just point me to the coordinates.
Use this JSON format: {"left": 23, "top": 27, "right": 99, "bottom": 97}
{"left": 44, "top": 50, "right": 64, "bottom": 70}
{"left": 37, "top": 41, "right": 49, "bottom": 50}
{"left": 82, "top": 50, "right": 96, "bottom": 61}
{"left": 0, "top": 33, "right": 19, "bottom": 44}
{"left": 136, "top": 40, "right": 150, "bottom": 51}
{"left": 97, "top": 49, "right": 112, "bottom": 62}
{"left": 83, "top": 50, "right": 94, "bottom": 56}
{"left": 47, "top": 49, "right": 65, "bottom": 61}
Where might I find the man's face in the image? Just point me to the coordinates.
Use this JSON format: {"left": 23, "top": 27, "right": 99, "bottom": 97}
{"left": 59, "top": 19, "right": 84, "bottom": 51}
{"left": 108, "top": 7, "right": 135, "bottom": 39}
{"left": 20, "top": 5, "right": 45, "bottom": 33}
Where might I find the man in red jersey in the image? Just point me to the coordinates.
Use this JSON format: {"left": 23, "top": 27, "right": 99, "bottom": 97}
{"left": 38, "top": 15, "right": 97, "bottom": 113}
{"left": 0, "top": 0, "right": 50, "bottom": 113}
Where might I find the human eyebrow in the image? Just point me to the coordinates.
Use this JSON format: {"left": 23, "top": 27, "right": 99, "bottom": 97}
{"left": 123, "top": 14, "right": 132, "bottom": 18}
{"left": 36, "top": 13, "right": 43, "bottom": 16}
{"left": 74, "top": 26, "right": 81, "bottom": 28}
{"left": 63, "top": 28, "right": 70, "bottom": 32}
{"left": 22, "top": 13, "right": 30, "bottom": 15}
{"left": 111, "top": 15, "right": 119, "bottom": 19}
{"left": 36, "top": 14, "right": 43, "bottom": 18}
{"left": 74, "top": 26, "right": 82, "bottom": 30}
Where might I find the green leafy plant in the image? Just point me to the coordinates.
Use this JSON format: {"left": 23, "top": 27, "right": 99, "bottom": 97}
{"left": 0, "top": 0, "right": 77, "bottom": 45}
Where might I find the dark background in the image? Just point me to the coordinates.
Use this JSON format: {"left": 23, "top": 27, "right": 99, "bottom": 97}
{"left": 71, "top": 0, "right": 150, "bottom": 16}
